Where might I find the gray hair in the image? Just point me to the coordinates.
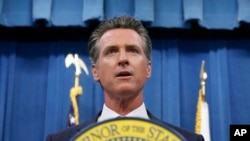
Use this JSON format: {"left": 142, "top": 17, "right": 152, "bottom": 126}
{"left": 88, "top": 15, "right": 152, "bottom": 64}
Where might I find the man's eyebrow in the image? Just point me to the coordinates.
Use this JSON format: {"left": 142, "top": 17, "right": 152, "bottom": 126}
{"left": 104, "top": 45, "right": 118, "bottom": 50}
{"left": 102, "top": 45, "right": 117, "bottom": 53}
{"left": 102, "top": 44, "right": 142, "bottom": 52}
{"left": 125, "top": 44, "right": 138, "bottom": 48}
{"left": 125, "top": 44, "right": 143, "bottom": 51}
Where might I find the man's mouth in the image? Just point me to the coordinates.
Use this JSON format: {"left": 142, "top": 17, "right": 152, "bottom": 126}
{"left": 116, "top": 71, "right": 132, "bottom": 77}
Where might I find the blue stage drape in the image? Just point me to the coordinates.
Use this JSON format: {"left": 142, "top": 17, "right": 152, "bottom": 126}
{"left": 0, "top": 0, "right": 250, "bottom": 141}
{"left": 0, "top": 0, "right": 249, "bottom": 29}
{"left": 1, "top": 36, "right": 250, "bottom": 141}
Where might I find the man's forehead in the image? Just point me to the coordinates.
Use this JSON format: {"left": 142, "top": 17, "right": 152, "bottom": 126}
{"left": 99, "top": 29, "right": 143, "bottom": 49}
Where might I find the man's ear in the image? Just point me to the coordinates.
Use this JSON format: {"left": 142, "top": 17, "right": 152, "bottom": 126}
{"left": 92, "top": 64, "right": 100, "bottom": 82}
{"left": 146, "top": 61, "right": 152, "bottom": 78}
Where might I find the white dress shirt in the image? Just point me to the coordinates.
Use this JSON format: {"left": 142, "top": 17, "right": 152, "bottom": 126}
{"left": 97, "top": 103, "right": 149, "bottom": 122}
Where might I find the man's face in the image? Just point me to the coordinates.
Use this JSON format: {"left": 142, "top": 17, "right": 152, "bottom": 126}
{"left": 92, "top": 28, "right": 151, "bottom": 98}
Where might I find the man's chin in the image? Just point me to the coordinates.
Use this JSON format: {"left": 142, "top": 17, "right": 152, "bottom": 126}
{"left": 110, "top": 87, "right": 141, "bottom": 102}
{"left": 114, "top": 87, "right": 135, "bottom": 95}
{"left": 118, "top": 89, "right": 134, "bottom": 94}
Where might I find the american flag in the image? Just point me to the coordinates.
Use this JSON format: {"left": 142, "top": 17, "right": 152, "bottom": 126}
{"left": 67, "top": 103, "right": 76, "bottom": 127}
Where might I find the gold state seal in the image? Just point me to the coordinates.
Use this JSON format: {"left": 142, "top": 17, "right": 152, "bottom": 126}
{"left": 71, "top": 118, "right": 186, "bottom": 141}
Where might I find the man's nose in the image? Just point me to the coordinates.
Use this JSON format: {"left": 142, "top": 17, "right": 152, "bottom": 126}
{"left": 118, "top": 51, "right": 129, "bottom": 65}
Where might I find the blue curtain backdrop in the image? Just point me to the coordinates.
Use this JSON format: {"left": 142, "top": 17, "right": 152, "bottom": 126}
{"left": 0, "top": 0, "right": 249, "bottom": 29}
{"left": 0, "top": 0, "right": 250, "bottom": 141}
{"left": 1, "top": 29, "right": 250, "bottom": 141}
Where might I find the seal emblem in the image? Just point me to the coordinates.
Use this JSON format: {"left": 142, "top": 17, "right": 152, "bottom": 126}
{"left": 71, "top": 117, "right": 186, "bottom": 141}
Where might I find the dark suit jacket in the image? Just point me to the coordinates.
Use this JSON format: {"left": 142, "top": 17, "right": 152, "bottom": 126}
{"left": 46, "top": 110, "right": 204, "bottom": 141}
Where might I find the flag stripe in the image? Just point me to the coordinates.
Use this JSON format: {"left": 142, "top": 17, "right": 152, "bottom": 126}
{"left": 201, "top": 101, "right": 211, "bottom": 141}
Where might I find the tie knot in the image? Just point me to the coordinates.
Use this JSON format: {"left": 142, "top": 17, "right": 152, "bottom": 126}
{"left": 116, "top": 116, "right": 124, "bottom": 119}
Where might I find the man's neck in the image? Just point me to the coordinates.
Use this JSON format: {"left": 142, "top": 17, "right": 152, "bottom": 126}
{"left": 97, "top": 102, "right": 149, "bottom": 122}
{"left": 107, "top": 101, "right": 143, "bottom": 116}
{"left": 104, "top": 92, "right": 144, "bottom": 115}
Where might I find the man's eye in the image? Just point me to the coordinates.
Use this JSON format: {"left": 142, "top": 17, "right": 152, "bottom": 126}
{"left": 107, "top": 49, "right": 117, "bottom": 54}
{"left": 129, "top": 48, "right": 138, "bottom": 53}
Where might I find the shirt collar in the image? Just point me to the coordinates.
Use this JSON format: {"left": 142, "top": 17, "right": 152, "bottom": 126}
{"left": 97, "top": 103, "right": 149, "bottom": 122}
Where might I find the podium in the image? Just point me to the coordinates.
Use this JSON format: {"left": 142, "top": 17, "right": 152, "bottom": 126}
{"left": 70, "top": 117, "right": 187, "bottom": 141}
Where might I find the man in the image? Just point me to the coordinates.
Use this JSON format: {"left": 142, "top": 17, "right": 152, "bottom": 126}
{"left": 46, "top": 15, "right": 204, "bottom": 141}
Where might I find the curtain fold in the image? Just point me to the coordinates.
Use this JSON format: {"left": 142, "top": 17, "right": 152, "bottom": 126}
{"left": 237, "top": 0, "right": 250, "bottom": 23}
{"left": 1, "top": 43, "right": 17, "bottom": 141}
{"left": 134, "top": 0, "right": 154, "bottom": 22}
{"left": 0, "top": 0, "right": 4, "bottom": 25}
{"left": 82, "top": 0, "right": 103, "bottom": 22}
{"left": 162, "top": 43, "right": 181, "bottom": 126}
{"left": 0, "top": 0, "right": 250, "bottom": 29}
{"left": 199, "top": 0, "right": 238, "bottom": 29}
{"left": 0, "top": 0, "right": 32, "bottom": 26}
{"left": 0, "top": 43, "right": 14, "bottom": 141}
{"left": 227, "top": 40, "right": 250, "bottom": 124}
{"left": 43, "top": 44, "right": 62, "bottom": 139}
{"left": 152, "top": 0, "right": 184, "bottom": 28}
{"left": 104, "top": 0, "right": 134, "bottom": 19}
{"left": 33, "top": 0, "right": 52, "bottom": 24}
{"left": 208, "top": 43, "right": 231, "bottom": 141}
{"left": 50, "top": 0, "right": 83, "bottom": 26}
{"left": 183, "top": 0, "right": 203, "bottom": 22}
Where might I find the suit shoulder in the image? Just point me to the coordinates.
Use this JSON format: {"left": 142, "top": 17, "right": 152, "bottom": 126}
{"left": 149, "top": 115, "right": 204, "bottom": 141}
{"left": 162, "top": 121, "right": 204, "bottom": 141}
{"left": 45, "top": 118, "right": 96, "bottom": 141}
